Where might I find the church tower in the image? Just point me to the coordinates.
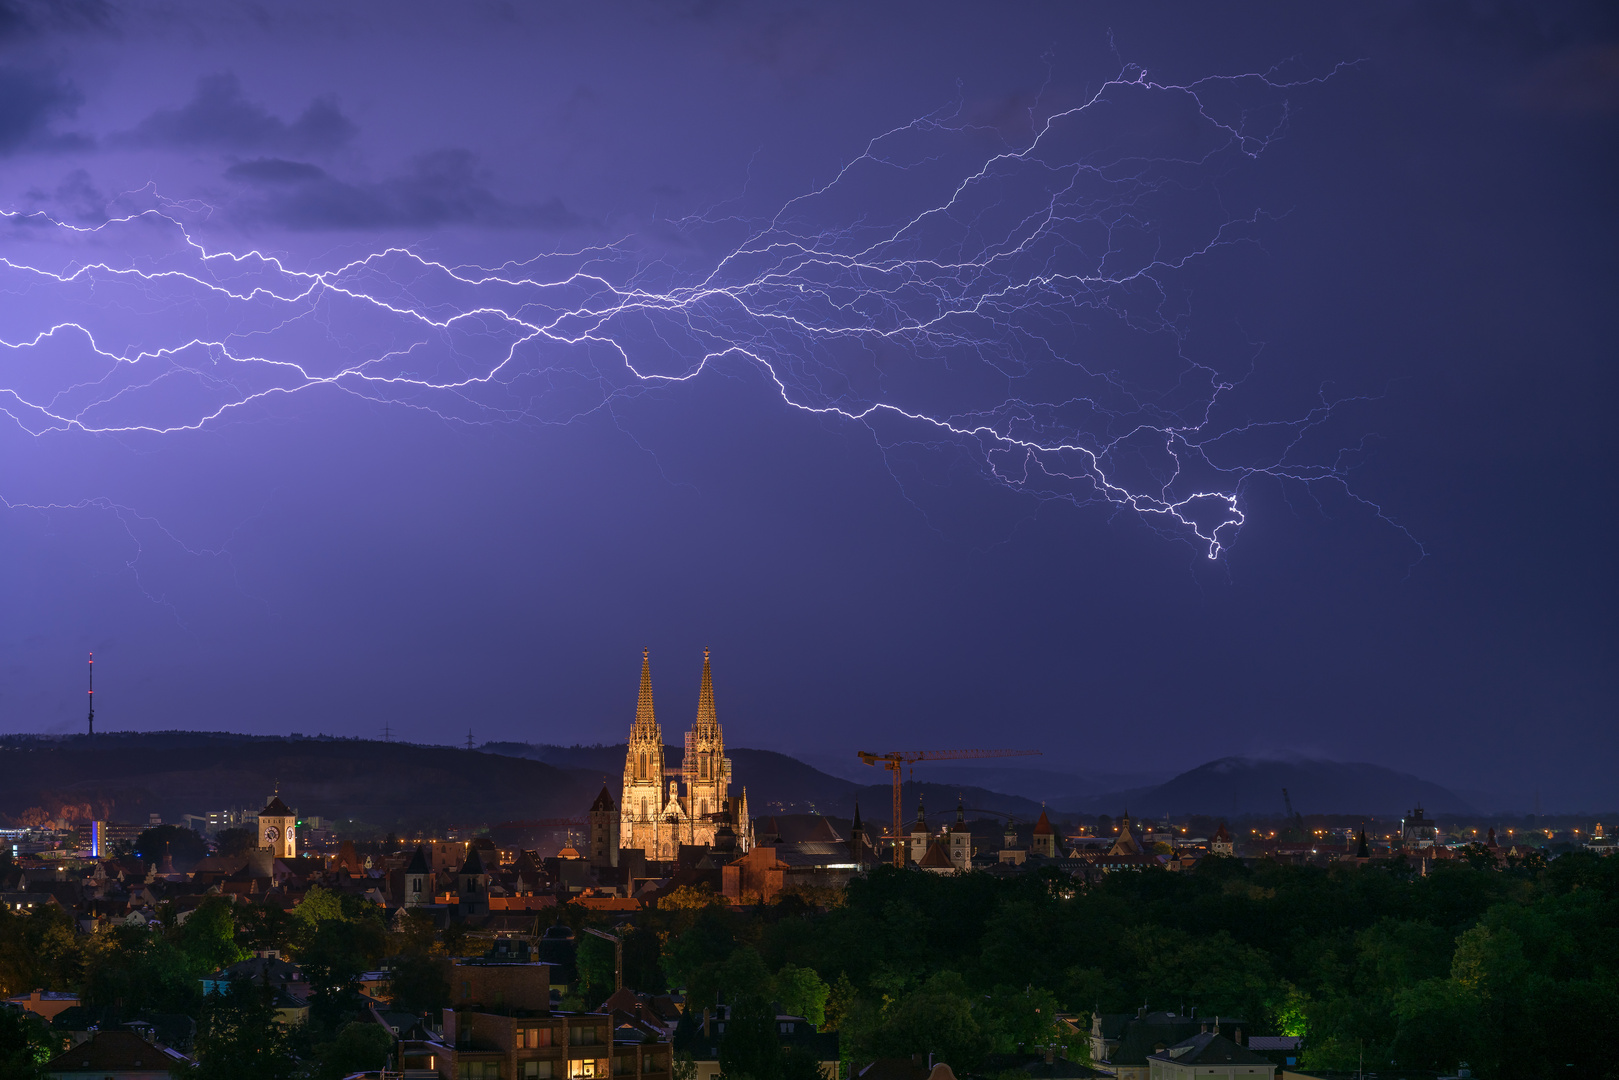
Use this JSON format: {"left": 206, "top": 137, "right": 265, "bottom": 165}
{"left": 589, "top": 785, "right": 619, "bottom": 868}
{"left": 683, "top": 649, "right": 731, "bottom": 849}
{"left": 621, "top": 650, "right": 666, "bottom": 859}
{"left": 258, "top": 791, "right": 296, "bottom": 860}
{"left": 403, "top": 846, "right": 430, "bottom": 907}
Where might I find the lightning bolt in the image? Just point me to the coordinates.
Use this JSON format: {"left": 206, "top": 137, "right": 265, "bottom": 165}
{"left": 0, "top": 62, "right": 1420, "bottom": 563}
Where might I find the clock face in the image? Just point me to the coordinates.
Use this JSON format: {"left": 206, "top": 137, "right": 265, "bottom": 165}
{"left": 264, "top": 826, "right": 281, "bottom": 842}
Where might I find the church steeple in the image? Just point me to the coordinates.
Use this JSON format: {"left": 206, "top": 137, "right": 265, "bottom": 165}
{"left": 634, "top": 648, "right": 657, "bottom": 735}
{"left": 622, "top": 649, "right": 668, "bottom": 859}
{"left": 693, "top": 647, "right": 718, "bottom": 737}
{"left": 683, "top": 648, "right": 728, "bottom": 848}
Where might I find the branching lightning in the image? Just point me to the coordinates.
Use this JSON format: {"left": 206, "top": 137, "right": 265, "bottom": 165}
{"left": 0, "top": 63, "right": 1417, "bottom": 561}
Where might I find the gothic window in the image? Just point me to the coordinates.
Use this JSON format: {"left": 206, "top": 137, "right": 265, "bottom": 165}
{"left": 700, "top": 754, "right": 709, "bottom": 780}
{"left": 699, "top": 799, "right": 708, "bottom": 819}
{"left": 640, "top": 797, "right": 647, "bottom": 820}
{"left": 639, "top": 752, "right": 647, "bottom": 780}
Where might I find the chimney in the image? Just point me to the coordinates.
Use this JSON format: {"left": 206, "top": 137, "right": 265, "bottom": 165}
{"left": 1043, "top": 1046, "right": 1055, "bottom": 1065}
{"left": 1234, "top": 1027, "right": 1243, "bottom": 1046}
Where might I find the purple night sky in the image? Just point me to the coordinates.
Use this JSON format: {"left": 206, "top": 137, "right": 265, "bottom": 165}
{"left": 1, "top": 2, "right": 1614, "bottom": 808}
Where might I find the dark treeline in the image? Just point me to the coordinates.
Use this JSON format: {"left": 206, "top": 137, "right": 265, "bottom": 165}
{"left": 638, "top": 853, "right": 1619, "bottom": 1078}
{"left": 2, "top": 852, "right": 1617, "bottom": 1078}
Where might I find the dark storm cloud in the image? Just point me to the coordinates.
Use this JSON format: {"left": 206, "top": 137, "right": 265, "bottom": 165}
{"left": 21, "top": 168, "right": 108, "bottom": 223}
{"left": 117, "top": 73, "right": 356, "bottom": 153}
{"left": 0, "top": 65, "right": 87, "bottom": 154}
{"left": 225, "top": 157, "right": 325, "bottom": 184}
{"left": 0, "top": 0, "right": 112, "bottom": 40}
{"left": 223, "top": 150, "right": 581, "bottom": 231}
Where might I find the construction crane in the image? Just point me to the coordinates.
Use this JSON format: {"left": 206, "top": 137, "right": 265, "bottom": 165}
{"left": 857, "top": 748, "right": 1041, "bottom": 866}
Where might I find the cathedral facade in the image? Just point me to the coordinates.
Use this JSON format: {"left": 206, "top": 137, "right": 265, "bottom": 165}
{"left": 620, "top": 649, "right": 753, "bottom": 859}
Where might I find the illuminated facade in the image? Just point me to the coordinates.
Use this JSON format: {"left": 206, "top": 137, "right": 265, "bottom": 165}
{"left": 620, "top": 649, "right": 752, "bottom": 860}
{"left": 259, "top": 793, "right": 296, "bottom": 860}
{"left": 620, "top": 650, "right": 669, "bottom": 859}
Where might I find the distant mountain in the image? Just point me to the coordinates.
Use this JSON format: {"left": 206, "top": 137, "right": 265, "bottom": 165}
{"left": 906, "top": 764, "right": 1170, "bottom": 805}
{"left": 1054, "top": 756, "right": 1476, "bottom": 817}
{"left": 489, "top": 742, "right": 1047, "bottom": 821}
{"left": 0, "top": 732, "right": 602, "bottom": 831}
{"left": 7, "top": 734, "right": 1465, "bottom": 833}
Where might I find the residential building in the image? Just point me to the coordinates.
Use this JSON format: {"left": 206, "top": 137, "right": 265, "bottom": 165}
{"left": 676, "top": 1004, "right": 839, "bottom": 1080}
{"left": 43, "top": 1029, "right": 190, "bottom": 1079}
{"left": 5, "top": 988, "right": 81, "bottom": 1021}
{"left": 1076, "top": 816, "right": 1163, "bottom": 874}
{"left": 1147, "top": 1032, "right": 1275, "bottom": 1079}
{"left": 200, "top": 950, "right": 310, "bottom": 1024}
{"left": 974, "top": 1052, "right": 1113, "bottom": 1079}
{"left": 1245, "top": 1037, "right": 1303, "bottom": 1070}
{"left": 723, "top": 818, "right": 863, "bottom": 902}
{"left": 200, "top": 951, "right": 309, "bottom": 1001}
{"left": 444, "top": 955, "right": 672, "bottom": 1080}
{"left": 1091, "top": 1011, "right": 1247, "bottom": 1080}
{"left": 1400, "top": 806, "right": 1441, "bottom": 849}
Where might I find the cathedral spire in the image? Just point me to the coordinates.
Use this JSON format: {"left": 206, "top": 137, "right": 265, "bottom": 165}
{"left": 694, "top": 647, "right": 717, "bottom": 733}
{"left": 634, "top": 648, "right": 657, "bottom": 733}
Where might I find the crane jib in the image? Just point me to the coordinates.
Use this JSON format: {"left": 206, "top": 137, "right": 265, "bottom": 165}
{"left": 856, "top": 748, "right": 1042, "bottom": 867}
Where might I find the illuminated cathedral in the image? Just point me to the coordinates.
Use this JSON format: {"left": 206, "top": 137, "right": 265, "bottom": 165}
{"left": 621, "top": 648, "right": 753, "bottom": 859}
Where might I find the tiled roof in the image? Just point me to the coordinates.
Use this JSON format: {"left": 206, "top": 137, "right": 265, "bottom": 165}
{"left": 1149, "top": 1032, "right": 1273, "bottom": 1066}
{"left": 45, "top": 1029, "right": 177, "bottom": 1070}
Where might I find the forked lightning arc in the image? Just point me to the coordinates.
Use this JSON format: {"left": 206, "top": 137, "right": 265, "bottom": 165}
{"left": 0, "top": 63, "right": 1417, "bottom": 562}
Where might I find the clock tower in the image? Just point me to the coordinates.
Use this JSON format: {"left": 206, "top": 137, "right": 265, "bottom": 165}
{"left": 259, "top": 791, "right": 296, "bottom": 860}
